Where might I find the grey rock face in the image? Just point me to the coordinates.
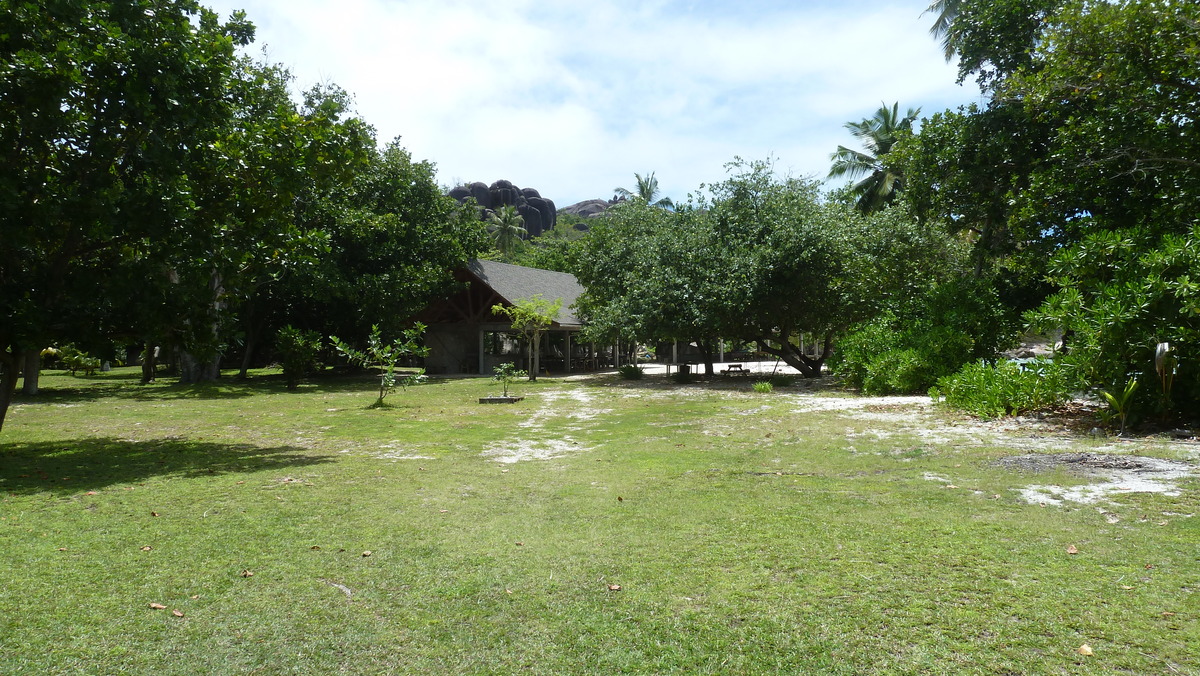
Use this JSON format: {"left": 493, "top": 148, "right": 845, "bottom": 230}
{"left": 447, "top": 179, "right": 558, "bottom": 240}
{"left": 469, "top": 182, "right": 491, "bottom": 208}
{"left": 561, "top": 199, "right": 616, "bottom": 218}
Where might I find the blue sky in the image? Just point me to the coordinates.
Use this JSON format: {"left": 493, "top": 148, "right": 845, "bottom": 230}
{"left": 202, "top": 0, "right": 985, "bottom": 207}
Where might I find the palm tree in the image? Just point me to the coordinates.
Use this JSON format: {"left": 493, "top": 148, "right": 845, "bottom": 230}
{"left": 487, "top": 205, "right": 527, "bottom": 259}
{"left": 925, "top": 0, "right": 962, "bottom": 61}
{"left": 828, "top": 102, "right": 921, "bottom": 214}
{"left": 614, "top": 171, "right": 673, "bottom": 209}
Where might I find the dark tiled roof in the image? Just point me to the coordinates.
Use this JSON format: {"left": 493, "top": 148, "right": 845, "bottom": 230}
{"left": 467, "top": 259, "right": 584, "bottom": 327}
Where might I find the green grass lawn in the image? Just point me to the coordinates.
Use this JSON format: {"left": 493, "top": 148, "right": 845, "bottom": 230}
{"left": 2, "top": 367, "right": 1197, "bottom": 674}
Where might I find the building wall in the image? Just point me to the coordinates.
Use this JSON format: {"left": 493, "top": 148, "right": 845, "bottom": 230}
{"left": 425, "top": 325, "right": 478, "bottom": 375}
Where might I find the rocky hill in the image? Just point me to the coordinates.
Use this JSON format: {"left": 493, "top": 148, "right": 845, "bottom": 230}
{"left": 447, "top": 180, "right": 557, "bottom": 238}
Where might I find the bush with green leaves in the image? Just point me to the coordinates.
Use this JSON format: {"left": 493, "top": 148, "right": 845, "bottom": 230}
{"left": 834, "top": 319, "right": 973, "bottom": 395}
{"left": 330, "top": 324, "right": 428, "bottom": 407}
{"left": 276, "top": 326, "right": 323, "bottom": 390}
{"left": 617, "top": 364, "right": 645, "bottom": 380}
{"left": 931, "top": 359, "right": 1073, "bottom": 419}
{"left": 832, "top": 277, "right": 1017, "bottom": 395}
{"left": 57, "top": 345, "right": 102, "bottom": 376}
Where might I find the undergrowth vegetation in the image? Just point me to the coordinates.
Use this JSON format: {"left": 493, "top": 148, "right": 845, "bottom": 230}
{"left": 931, "top": 359, "right": 1074, "bottom": 419}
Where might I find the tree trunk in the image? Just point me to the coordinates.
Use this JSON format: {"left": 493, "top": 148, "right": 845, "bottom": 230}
{"left": 757, "top": 331, "right": 833, "bottom": 378}
{"left": 180, "top": 270, "right": 225, "bottom": 384}
{"left": 237, "top": 297, "right": 261, "bottom": 379}
{"left": 21, "top": 349, "right": 40, "bottom": 395}
{"left": 0, "top": 349, "right": 20, "bottom": 433}
{"left": 697, "top": 339, "right": 716, "bottom": 377}
{"left": 178, "top": 349, "right": 220, "bottom": 384}
{"left": 141, "top": 344, "right": 158, "bottom": 383}
{"left": 529, "top": 331, "right": 540, "bottom": 381}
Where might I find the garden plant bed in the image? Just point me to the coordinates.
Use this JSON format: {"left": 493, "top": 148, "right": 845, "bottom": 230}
{"left": 479, "top": 395, "right": 524, "bottom": 404}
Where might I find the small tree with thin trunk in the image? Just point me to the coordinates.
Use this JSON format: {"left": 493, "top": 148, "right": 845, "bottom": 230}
{"left": 330, "top": 324, "right": 428, "bottom": 407}
{"left": 492, "top": 296, "right": 562, "bottom": 381}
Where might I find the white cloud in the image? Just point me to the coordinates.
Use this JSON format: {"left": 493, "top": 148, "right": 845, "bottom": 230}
{"left": 203, "top": 0, "right": 980, "bottom": 206}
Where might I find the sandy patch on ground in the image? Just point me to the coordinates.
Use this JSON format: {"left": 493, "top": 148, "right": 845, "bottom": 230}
{"left": 483, "top": 388, "right": 608, "bottom": 463}
{"left": 482, "top": 438, "right": 586, "bottom": 464}
{"left": 995, "top": 452, "right": 1198, "bottom": 505}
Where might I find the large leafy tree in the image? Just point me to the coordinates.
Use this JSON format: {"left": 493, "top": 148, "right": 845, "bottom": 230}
{"left": 272, "top": 140, "right": 489, "bottom": 348}
{"left": 907, "top": 0, "right": 1200, "bottom": 423}
{"left": 0, "top": 0, "right": 249, "bottom": 430}
{"left": 580, "top": 160, "right": 939, "bottom": 378}
{"left": 169, "top": 62, "right": 375, "bottom": 382}
{"left": 828, "top": 103, "right": 921, "bottom": 214}
{"left": 575, "top": 198, "right": 734, "bottom": 375}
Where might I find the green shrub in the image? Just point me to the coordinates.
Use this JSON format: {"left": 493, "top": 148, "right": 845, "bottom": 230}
{"left": 931, "top": 359, "right": 1072, "bottom": 419}
{"left": 57, "top": 345, "right": 101, "bottom": 376}
{"left": 276, "top": 326, "right": 323, "bottom": 390}
{"left": 1029, "top": 227, "right": 1200, "bottom": 424}
{"left": 752, "top": 380, "right": 774, "bottom": 393}
{"left": 617, "top": 364, "right": 645, "bottom": 380}
{"left": 834, "top": 320, "right": 973, "bottom": 395}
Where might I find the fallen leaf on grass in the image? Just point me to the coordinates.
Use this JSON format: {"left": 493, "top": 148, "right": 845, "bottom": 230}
{"left": 310, "top": 545, "right": 321, "bottom": 550}
{"left": 607, "top": 584, "right": 622, "bottom": 591}
{"left": 439, "top": 509, "right": 449, "bottom": 514}
{"left": 945, "top": 485, "right": 959, "bottom": 489}
{"left": 1162, "top": 612, "right": 1176, "bottom": 618}
{"left": 617, "top": 496, "right": 623, "bottom": 502}
{"left": 1077, "top": 644, "right": 1093, "bottom": 656}
{"left": 57, "top": 548, "right": 67, "bottom": 552}
{"left": 190, "top": 595, "right": 199, "bottom": 599}
{"left": 85, "top": 491, "right": 97, "bottom": 496}
{"left": 1120, "top": 585, "right": 1134, "bottom": 590}
{"left": 240, "top": 569, "right": 254, "bottom": 578}
{"left": 505, "top": 589, "right": 512, "bottom": 594}
{"left": 141, "top": 546, "right": 153, "bottom": 551}
{"left": 1145, "top": 564, "right": 1156, "bottom": 570}
{"left": 515, "top": 542, "right": 524, "bottom": 547}
{"left": 150, "top": 512, "right": 159, "bottom": 517}
{"left": 361, "top": 551, "right": 372, "bottom": 557}
{"left": 1157, "top": 520, "right": 1168, "bottom": 526}
{"left": 172, "top": 609, "right": 184, "bottom": 617}
{"left": 149, "top": 603, "right": 167, "bottom": 610}
{"left": 1066, "top": 545, "right": 1079, "bottom": 555}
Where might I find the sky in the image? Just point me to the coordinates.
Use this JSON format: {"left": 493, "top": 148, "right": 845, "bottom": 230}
{"left": 201, "top": 0, "right": 985, "bottom": 208}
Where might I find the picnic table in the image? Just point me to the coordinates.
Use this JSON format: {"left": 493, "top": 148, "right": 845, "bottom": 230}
{"left": 721, "top": 364, "right": 751, "bottom": 376}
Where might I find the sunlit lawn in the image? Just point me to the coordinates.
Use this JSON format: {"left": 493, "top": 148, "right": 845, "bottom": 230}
{"left": 1, "top": 367, "right": 1197, "bottom": 674}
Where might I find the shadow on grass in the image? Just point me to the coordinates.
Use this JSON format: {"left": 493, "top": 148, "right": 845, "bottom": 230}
{"left": 12, "top": 371, "right": 387, "bottom": 406}
{"left": 0, "top": 437, "right": 333, "bottom": 496}
{"left": 577, "top": 371, "right": 846, "bottom": 394}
